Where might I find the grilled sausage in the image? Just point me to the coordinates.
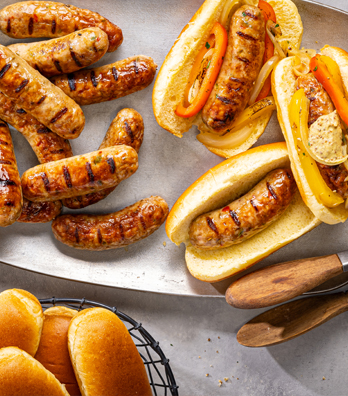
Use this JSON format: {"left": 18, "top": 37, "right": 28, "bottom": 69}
{"left": 0, "top": 121, "right": 22, "bottom": 226}
{"left": 0, "top": 1, "right": 123, "bottom": 52}
{"left": 52, "top": 196, "right": 169, "bottom": 250}
{"left": 0, "top": 45, "right": 85, "bottom": 139}
{"left": 50, "top": 56, "right": 157, "bottom": 106}
{"left": 22, "top": 145, "right": 138, "bottom": 202}
{"left": 8, "top": 28, "right": 109, "bottom": 78}
{"left": 202, "top": 5, "right": 265, "bottom": 134}
{"left": 189, "top": 168, "right": 297, "bottom": 250}
{"left": 0, "top": 92, "right": 73, "bottom": 164}
{"left": 63, "top": 108, "right": 144, "bottom": 209}
{"left": 18, "top": 200, "right": 62, "bottom": 223}
{"left": 297, "top": 73, "right": 348, "bottom": 199}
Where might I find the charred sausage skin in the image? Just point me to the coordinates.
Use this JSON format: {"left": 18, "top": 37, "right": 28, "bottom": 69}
{"left": 21, "top": 145, "right": 138, "bottom": 202}
{"left": 17, "top": 200, "right": 62, "bottom": 223}
{"left": 0, "top": 1, "right": 123, "bottom": 52}
{"left": 63, "top": 108, "right": 144, "bottom": 209}
{"left": 51, "top": 56, "right": 157, "bottom": 106}
{"left": 0, "top": 121, "right": 22, "bottom": 226}
{"left": 189, "top": 168, "right": 297, "bottom": 250}
{"left": 297, "top": 73, "right": 348, "bottom": 199}
{"left": 202, "top": 5, "right": 265, "bottom": 134}
{"left": 0, "top": 45, "right": 85, "bottom": 139}
{"left": 8, "top": 28, "right": 109, "bottom": 78}
{"left": 52, "top": 196, "right": 169, "bottom": 251}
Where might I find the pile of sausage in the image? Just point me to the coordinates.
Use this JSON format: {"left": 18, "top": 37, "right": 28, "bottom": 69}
{"left": 0, "top": 1, "right": 168, "bottom": 251}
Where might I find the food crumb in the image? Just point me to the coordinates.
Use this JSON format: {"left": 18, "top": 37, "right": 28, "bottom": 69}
{"left": 316, "top": 41, "right": 318, "bottom": 43}
{"left": 218, "top": 336, "right": 220, "bottom": 339}
{"left": 218, "top": 380, "right": 223, "bottom": 387}
{"left": 210, "top": 365, "right": 213, "bottom": 367}
{"left": 163, "top": 242, "right": 166, "bottom": 247}
{"left": 224, "top": 377, "right": 229, "bottom": 382}
{"left": 323, "top": 377, "right": 326, "bottom": 380}
{"left": 237, "top": 378, "right": 239, "bottom": 380}
{"left": 198, "top": 356, "right": 201, "bottom": 359}
{"left": 216, "top": 350, "right": 219, "bottom": 353}
{"left": 206, "top": 374, "right": 209, "bottom": 377}
{"left": 208, "top": 338, "right": 211, "bottom": 342}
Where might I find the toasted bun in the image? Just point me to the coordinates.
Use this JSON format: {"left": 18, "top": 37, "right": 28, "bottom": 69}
{"left": 35, "top": 307, "right": 80, "bottom": 396}
{"left": 153, "top": 0, "right": 303, "bottom": 158}
{"left": 68, "top": 308, "right": 152, "bottom": 396}
{"left": 0, "top": 347, "right": 70, "bottom": 396}
{"left": 0, "top": 289, "right": 43, "bottom": 356}
{"left": 166, "top": 142, "right": 320, "bottom": 282}
{"left": 272, "top": 50, "right": 348, "bottom": 224}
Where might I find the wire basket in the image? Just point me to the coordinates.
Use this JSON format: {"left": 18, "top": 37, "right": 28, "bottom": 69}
{"left": 39, "top": 297, "right": 179, "bottom": 396}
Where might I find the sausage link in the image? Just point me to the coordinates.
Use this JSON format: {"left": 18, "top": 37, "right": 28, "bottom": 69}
{"left": 0, "top": 1, "right": 122, "bottom": 52}
{"left": 189, "top": 168, "right": 297, "bottom": 250}
{"left": 8, "top": 28, "right": 109, "bottom": 78}
{"left": 63, "top": 108, "right": 144, "bottom": 209}
{"left": 22, "top": 145, "right": 138, "bottom": 202}
{"left": 17, "top": 200, "right": 61, "bottom": 223}
{"left": 0, "top": 92, "right": 73, "bottom": 164}
{"left": 52, "top": 196, "right": 169, "bottom": 250}
{"left": 0, "top": 121, "right": 22, "bottom": 226}
{"left": 50, "top": 56, "right": 157, "bottom": 106}
{"left": 0, "top": 45, "right": 85, "bottom": 139}
{"left": 202, "top": 5, "right": 265, "bottom": 134}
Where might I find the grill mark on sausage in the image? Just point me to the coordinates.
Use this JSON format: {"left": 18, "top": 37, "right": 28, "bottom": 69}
{"left": 237, "top": 31, "right": 257, "bottom": 41}
{"left": 134, "top": 60, "right": 139, "bottom": 74}
{"left": 139, "top": 213, "right": 146, "bottom": 230}
{"left": 0, "top": 64, "right": 11, "bottom": 79}
{"left": 6, "top": 19, "right": 11, "bottom": 33}
{"left": 15, "top": 79, "right": 29, "bottom": 93}
{"left": 229, "top": 210, "right": 241, "bottom": 226}
{"left": 68, "top": 74, "right": 76, "bottom": 91}
{"left": 250, "top": 199, "right": 259, "bottom": 212}
{"left": 54, "top": 60, "right": 62, "bottom": 73}
{"left": 119, "top": 222, "right": 125, "bottom": 240}
{"left": 267, "top": 182, "right": 278, "bottom": 200}
{"left": 0, "top": 179, "right": 16, "bottom": 186}
{"left": 0, "top": 139, "right": 8, "bottom": 145}
{"left": 37, "top": 95, "right": 47, "bottom": 105}
{"left": 85, "top": 162, "right": 95, "bottom": 182}
{"left": 75, "top": 227, "right": 79, "bottom": 243}
{"left": 37, "top": 127, "right": 50, "bottom": 134}
{"left": 97, "top": 228, "right": 102, "bottom": 244}
{"left": 16, "top": 108, "right": 26, "bottom": 114}
{"left": 28, "top": 18, "right": 34, "bottom": 35}
{"left": 107, "top": 157, "right": 116, "bottom": 174}
{"left": 63, "top": 166, "right": 72, "bottom": 189}
{"left": 206, "top": 217, "right": 219, "bottom": 235}
{"left": 112, "top": 67, "right": 118, "bottom": 81}
{"left": 5, "top": 201, "right": 14, "bottom": 206}
{"left": 237, "top": 57, "right": 251, "bottom": 64}
{"left": 230, "top": 77, "right": 243, "bottom": 83}
{"left": 244, "top": 11, "right": 258, "bottom": 19}
{"left": 0, "top": 123, "right": 7, "bottom": 128}
{"left": 41, "top": 172, "right": 50, "bottom": 192}
{"left": 90, "top": 70, "right": 98, "bottom": 87}
{"left": 0, "top": 160, "right": 12, "bottom": 165}
{"left": 217, "top": 96, "right": 234, "bottom": 105}
{"left": 124, "top": 121, "right": 134, "bottom": 142}
{"left": 50, "top": 107, "right": 68, "bottom": 124}
{"left": 70, "top": 50, "right": 83, "bottom": 67}
{"left": 51, "top": 20, "right": 56, "bottom": 34}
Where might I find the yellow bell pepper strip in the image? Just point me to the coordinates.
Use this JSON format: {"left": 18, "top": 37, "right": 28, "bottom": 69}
{"left": 318, "top": 55, "right": 344, "bottom": 94}
{"left": 310, "top": 54, "right": 348, "bottom": 126}
{"left": 289, "top": 89, "right": 344, "bottom": 208}
{"left": 175, "top": 22, "right": 228, "bottom": 118}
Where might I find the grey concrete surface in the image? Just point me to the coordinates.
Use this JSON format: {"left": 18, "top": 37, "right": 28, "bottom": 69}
{"left": 1, "top": 0, "right": 348, "bottom": 395}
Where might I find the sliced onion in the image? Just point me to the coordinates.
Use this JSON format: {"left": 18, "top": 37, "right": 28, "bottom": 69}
{"left": 220, "top": 0, "right": 242, "bottom": 30}
{"left": 266, "top": 21, "right": 286, "bottom": 59}
{"left": 188, "top": 49, "right": 214, "bottom": 104}
{"left": 248, "top": 55, "right": 280, "bottom": 105}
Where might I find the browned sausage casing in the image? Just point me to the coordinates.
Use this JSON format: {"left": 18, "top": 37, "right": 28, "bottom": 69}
{"left": 0, "top": 45, "right": 85, "bottom": 139}
{"left": 0, "top": 121, "right": 22, "bottom": 226}
{"left": 51, "top": 56, "right": 157, "bottom": 106}
{"left": 297, "top": 73, "right": 348, "bottom": 199}
{"left": 22, "top": 145, "right": 138, "bottom": 202}
{"left": 189, "top": 168, "right": 297, "bottom": 250}
{"left": 202, "top": 5, "right": 265, "bottom": 134}
{"left": 52, "top": 196, "right": 169, "bottom": 251}
{"left": 63, "top": 108, "right": 144, "bottom": 209}
{"left": 8, "top": 28, "right": 109, "bottom": 78}
{"left": 0, "top": 1, "right": 123, "bottom": 52}
{"left": 17, "top": 200, "right": 62, "bottom": 223}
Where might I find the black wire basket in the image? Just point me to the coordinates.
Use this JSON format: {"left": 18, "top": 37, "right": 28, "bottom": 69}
{"left": 39, "top": 297, "right": 179, "bottom": 396}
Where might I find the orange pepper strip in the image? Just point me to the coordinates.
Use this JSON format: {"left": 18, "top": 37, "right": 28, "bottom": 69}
{"left": 256, "top": 0, "right": 276, "bottom": 102}
{"left": 175, "top": 22, "right": 228, "bottom": 118}
{"left": 310, "top": 54, "right": 348, "bottom": 126}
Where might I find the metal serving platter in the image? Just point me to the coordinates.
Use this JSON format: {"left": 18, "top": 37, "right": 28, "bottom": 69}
{"left": 0, "top": 0, "right": 347, "bottom": 297}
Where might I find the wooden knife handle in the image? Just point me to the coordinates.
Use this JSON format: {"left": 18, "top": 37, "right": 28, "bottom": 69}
{"left": 225, "top": 254, "right": 342, "bottom": 309}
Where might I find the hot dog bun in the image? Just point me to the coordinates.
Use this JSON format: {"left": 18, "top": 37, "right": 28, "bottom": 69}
{"left": 0, "top": 289, "right": 43, "bottom": 356}
{"left": 68, "top": 308, "right": 152, "bottom": 396}
{"left": 272, "top": 46, "right": 348, "bottom": 224}
{"left": 0, "top": 347, "right": 69, "bottom": 396}
{"left": 153, "top": 0, "right": 303, "bottom": 158}
{"left": 166, "top": 142, "right": 320, "bottom": 282}
{"left": 35, "top": 307, "right": 81, "bottom": 396}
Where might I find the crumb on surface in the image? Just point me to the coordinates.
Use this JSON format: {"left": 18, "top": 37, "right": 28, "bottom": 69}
{"left": 216, "top": 350, "right": 219, "bottom": 353}
{"left": 206, "top": 374, "right": 209, "bottom": 377}
{"left": 224, "top": 377, "right": 229, "bottom": 382}
{"left": 163, "top": 241, "right": 166, "bottom": 247}
{"left": 323, "top": 377, "right": 326, "bottom": 380}
{"left": 208, "top": 338, "right": 211, "bottom": 342}
{"left": 218, "top": 336, "right": 220, "bottom": 339}
{"left": 218, "top": 380, "right": 223, "bottom": 387}
{"left": 198, "top": 356, "right": 201, "bottom": 359}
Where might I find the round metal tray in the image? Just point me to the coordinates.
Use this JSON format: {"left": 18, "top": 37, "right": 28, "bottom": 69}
{"left": 39, "top": 297, "right": 179, "bottom": 396}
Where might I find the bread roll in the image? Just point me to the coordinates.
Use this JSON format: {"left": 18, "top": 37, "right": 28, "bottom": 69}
{"left": 35, "top": 307, "right": 81, "bottom": 396}
{"left": 0, "top": 289, "right": 43, "bottom": 356}
{"left": 0, "top": 347, "right": 69, "bottom": 396}
{"left": 68, "top": 308, "right": 152, "bottom": 396}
